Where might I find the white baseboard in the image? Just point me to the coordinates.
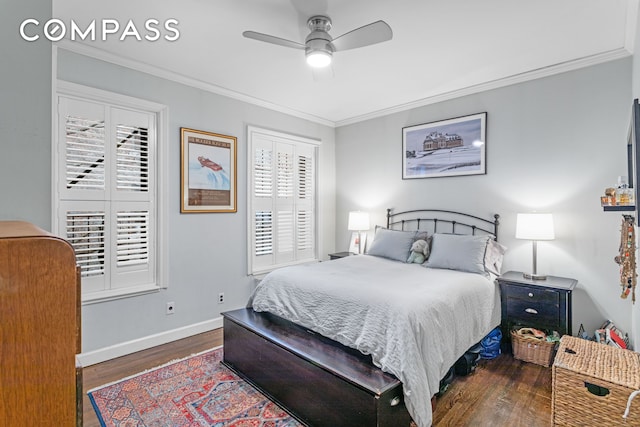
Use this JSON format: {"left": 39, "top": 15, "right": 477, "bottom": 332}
{"left": 77, "top": 316, "right": 223, "bottom": 367}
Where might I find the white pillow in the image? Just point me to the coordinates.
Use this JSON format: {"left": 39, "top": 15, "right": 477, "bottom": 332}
{"left": 425, "top": 233, "right": 491, "bottom": 275}
{"left": 484, "top": 239, "right": 507, "bottom": 276}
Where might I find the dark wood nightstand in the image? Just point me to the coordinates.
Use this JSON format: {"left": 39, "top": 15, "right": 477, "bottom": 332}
{"left": 497, "top": 271, "right": 577, "bottom": 342}
{"left": 328, "top": 251, "right": 355, "bottom": 260}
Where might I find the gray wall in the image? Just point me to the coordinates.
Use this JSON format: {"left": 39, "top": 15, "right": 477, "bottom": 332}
{"left": 336, "top": 58, "right": 634, "bottom": 337}
{"left": 0, "top": 0, "right": 52, "bottom": 229}
{"left": 1, "top": 0, "right": 637, "bottom": 352}
{"left": 57, "top": 49, "right": 336, "bottom": 352}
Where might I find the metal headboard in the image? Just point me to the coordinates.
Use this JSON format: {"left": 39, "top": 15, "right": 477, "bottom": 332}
{"left": 386, "top": 208, "right": 500, "bottom": 240}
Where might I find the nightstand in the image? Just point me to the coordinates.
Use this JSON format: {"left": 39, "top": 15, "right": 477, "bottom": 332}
{"left": 497, "top": 271, "right": 577, "bottom": 342}
{"left": 328, "top": 251, "right": 354, "bottom": 260}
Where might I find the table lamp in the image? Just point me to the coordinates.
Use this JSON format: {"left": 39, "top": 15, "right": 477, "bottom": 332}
{"left": 515, "top": 213, "right": 555, "bottom": 280}
{"left": 348, "top": 211, "right": 370, "bottom": 254}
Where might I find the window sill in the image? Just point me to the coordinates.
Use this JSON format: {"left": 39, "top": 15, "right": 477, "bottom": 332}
{"left": 250, "top": 258, "right": 319, "bottom": 277}
{"left": 82, "top": 284, "right": 161, "bottom": 305}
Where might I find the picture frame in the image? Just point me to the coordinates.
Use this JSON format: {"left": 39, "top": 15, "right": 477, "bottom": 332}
{"left": 180, "top": 127, "right": 237, "bottom": 213}
{"left": 402, "top": 112, "right": 487, "bottom": 179}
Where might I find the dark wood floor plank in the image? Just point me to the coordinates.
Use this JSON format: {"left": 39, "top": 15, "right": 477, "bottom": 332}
{"left": 432, "top": 354, "right": 551, "bottom": 427}
{"left": 82, "top": 329, "right": 552, "bottom": 427}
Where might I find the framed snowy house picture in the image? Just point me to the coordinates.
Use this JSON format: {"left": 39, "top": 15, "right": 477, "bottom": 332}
{"left": 402, "top": 112, "right": 486, "bottom": 179}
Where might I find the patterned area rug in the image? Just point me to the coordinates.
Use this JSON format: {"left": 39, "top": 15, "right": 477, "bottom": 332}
{"left": 88, "top": 347, "right": 302, "bottom": 426}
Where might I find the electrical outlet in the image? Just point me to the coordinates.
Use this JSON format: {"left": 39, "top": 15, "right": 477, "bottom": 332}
{"left": 166, "top": 301, "right": 175, "bottom": 315}
{"left": 218, "top": 293, "right": 224, "bottom": 304}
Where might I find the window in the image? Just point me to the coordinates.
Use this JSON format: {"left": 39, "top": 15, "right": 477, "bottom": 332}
{"left": 55, "top": 82, "right": 166, "bottom": 302}
{"left": 248, "top": 126, "right": 319, "bottom": 274}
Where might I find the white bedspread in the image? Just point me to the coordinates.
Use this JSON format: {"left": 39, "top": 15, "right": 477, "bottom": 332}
{"left": 249, "top": 255, "right": 501, "bottom": 427}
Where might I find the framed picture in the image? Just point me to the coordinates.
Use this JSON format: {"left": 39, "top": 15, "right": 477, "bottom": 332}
{"left": 181, "top": 128, "right": 237, "bottom": 213}
{"left": 402, "top": 112, "right": 487, "bottom": 179}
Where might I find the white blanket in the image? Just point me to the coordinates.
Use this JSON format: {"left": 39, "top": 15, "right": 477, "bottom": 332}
{"left": 249, "top": 255, "right": 501, "bottom": 427}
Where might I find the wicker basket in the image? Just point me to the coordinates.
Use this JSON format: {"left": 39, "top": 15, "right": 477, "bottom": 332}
{"left": 552, "top": 335, "right": 640, "bottom": 426}
{"left": 510, "top": 329, "right": 556, "bottom": 367}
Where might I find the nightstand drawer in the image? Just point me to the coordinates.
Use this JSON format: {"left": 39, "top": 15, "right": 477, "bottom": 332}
{"left": 506, "top": 298, "right": 560, "bottom": 329}
{"left": 505, "top": 285, "right": 559, "bottom": 304}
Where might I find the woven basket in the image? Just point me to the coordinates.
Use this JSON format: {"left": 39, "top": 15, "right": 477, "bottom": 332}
{"left": 511, "top": 330, "right": 556, "bottom": 367}
{"left": 552, "top": 335, "right": 640, "bottom": 426}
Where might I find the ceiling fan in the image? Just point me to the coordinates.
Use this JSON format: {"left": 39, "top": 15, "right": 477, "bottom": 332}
{"left": 243, "top": 15, "right": 392, "bottom": 68}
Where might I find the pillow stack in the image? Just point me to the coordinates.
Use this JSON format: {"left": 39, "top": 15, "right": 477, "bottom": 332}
{"left": 366, "top": 226, "right": 507, "bottom": 277}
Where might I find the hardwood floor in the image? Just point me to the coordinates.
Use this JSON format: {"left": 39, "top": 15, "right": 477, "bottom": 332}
{"left": 432, "top": 355, "right": 552, "bottom": 426}
{"left": 82, "top": 329, "right": 551, "bottom": 427}
{"left": 82, "top": 329, "right": 223, "bottom": 427}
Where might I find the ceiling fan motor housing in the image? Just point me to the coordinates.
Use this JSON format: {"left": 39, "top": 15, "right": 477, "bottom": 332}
{"left": 305, "top": 15, "right": 334, "bottom": 54}
{"left": 307, "top": 15, "right": 332, "bottom": 33}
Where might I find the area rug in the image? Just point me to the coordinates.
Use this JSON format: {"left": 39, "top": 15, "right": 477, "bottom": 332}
{"left": 88, "top": 347, "right": 302, "bottom": 426}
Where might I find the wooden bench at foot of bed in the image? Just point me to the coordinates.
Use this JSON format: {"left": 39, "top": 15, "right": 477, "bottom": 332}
{"left": 222, "top": 308, "right": 412, "bottom": 427}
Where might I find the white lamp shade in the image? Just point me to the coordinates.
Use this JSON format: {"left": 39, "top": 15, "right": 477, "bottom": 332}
{"left": 515, "top": 213, "right": 555, "bottom": 240}
{"left": 348, "top": 211, "right": 370, "bottom": 231}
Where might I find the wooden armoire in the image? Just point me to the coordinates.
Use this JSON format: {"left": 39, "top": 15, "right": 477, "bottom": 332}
{"left": 0, "top": 221, "right": 82, "bottom": 426}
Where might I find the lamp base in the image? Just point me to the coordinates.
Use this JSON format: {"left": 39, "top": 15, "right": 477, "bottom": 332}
{"left": 523, "top": 272, "right": 547, "bottom": 281}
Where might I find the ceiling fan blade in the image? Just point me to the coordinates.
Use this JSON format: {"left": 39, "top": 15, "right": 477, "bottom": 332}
{"left": 242, "top": 31, "right": 306, "bottom": 50}
{"left": 331, "top": 20, "right": 392, "bottom": 51}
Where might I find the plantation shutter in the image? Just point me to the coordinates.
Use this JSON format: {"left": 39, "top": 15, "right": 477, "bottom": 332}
{"left": 110, "top": 108, "right": 155, "bottom": 289}
{"left": 61, "top": 203, "right": 108, "bottom": 294}
{"left": 296, "top": 143, "right": 315, "bottom": 260}
{"left": 249, "top": 129, "right": 318, "bottom": 274}
{"left": 57, "top": 96, "right": 155, "bottom": 295}
{"left": 251, "top": 135, "right": 275, "bottom": 271}
{"left": 111, "top": 202, "right": 153, "bottom": 288}
{"left": 275, "top": 143, "right": 295, "bottom": 264}
{"left": 59, "top": 97, "right": 107, "bottom": 201}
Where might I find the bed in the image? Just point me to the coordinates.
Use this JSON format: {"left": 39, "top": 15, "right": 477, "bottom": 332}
{"left": 223, "top": 209, "right": 503, "bottom": 427}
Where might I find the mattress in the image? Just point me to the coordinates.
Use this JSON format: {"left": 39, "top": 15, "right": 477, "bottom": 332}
{"left": 249, "top": 254, "right": 501, "bottom": 427}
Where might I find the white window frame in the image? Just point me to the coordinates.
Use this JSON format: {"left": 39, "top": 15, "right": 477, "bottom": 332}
{"left": 247, "top": 126, "right": 320, "bottom": 275}
{"left": 54, "top": 81, "right": 168, "bottom": 304}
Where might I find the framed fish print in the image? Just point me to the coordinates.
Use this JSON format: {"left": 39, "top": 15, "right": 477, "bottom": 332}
{"left": 181, "top": 127, "right": 237, "bottom": 213}
{"left": 402, "top": 112, "right": 487, "bottom": 179}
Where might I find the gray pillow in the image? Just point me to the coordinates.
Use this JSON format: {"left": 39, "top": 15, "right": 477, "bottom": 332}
{"left": 425, "top": 233, "right": 491, "bottom": 275}
{"left": 367, "top": 227, "right": 417, "bottom": 262}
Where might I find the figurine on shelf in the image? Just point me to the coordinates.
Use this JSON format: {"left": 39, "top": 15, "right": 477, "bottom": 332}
{"left": 602, "top": 187, "right": 616, "bottom": 206}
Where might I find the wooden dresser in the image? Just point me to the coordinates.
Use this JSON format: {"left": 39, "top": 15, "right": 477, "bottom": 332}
{"left": 0, "top": 221, "right": 82, "bottom": 426}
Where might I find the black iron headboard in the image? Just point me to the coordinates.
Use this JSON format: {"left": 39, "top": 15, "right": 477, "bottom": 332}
{"left": 386, "top": 208, "right": 500, "bottom": 240}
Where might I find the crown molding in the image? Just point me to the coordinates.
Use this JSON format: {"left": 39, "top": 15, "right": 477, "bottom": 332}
{"left": 55, "top": 40, "right": 336, "bottom": 128}
{"left": 335, "top": 47, "right": 632, "bottom": 127}
{"left": 56, "top": 40, "right": 631, "bottom": 130}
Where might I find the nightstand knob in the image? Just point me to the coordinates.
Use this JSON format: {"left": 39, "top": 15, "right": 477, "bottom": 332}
{"left": 525, "top": 308, "right": 538, "bottom": 314}
{"left": 528, "top": 292, "right": 534, "bottom": 298}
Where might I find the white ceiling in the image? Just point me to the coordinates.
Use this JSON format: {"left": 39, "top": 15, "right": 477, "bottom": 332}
{"left": 54, "top": 0, "right": 635, "bottom": 126}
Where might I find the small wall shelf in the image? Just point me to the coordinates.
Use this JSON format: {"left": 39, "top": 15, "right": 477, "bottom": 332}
{"left": 603, "top": 205, "right": 635, "bottom": 212}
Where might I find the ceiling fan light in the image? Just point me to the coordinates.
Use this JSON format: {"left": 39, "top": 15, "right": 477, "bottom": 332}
{"left": 306, "top": 50, "right": 332, "bottom": 68}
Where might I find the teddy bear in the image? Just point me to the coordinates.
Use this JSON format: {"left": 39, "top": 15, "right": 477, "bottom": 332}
{"left": 407, "top": 239, "right": 429, "bottom": 264}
